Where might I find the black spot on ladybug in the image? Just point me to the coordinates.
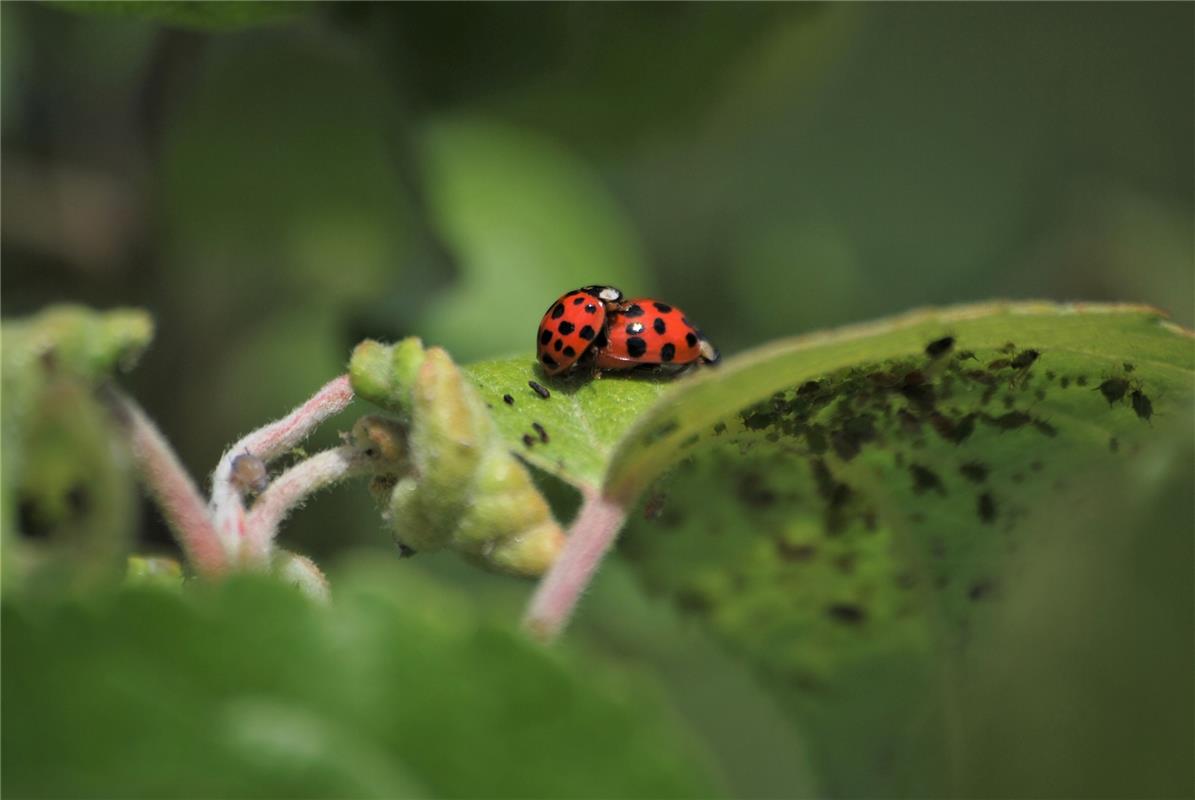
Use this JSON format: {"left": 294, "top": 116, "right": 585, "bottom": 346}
{"left": 550, "top": 304, "right": 565, "bottom": 319}
{"left": 959, "top": 461, "right": 989, "bottom": 483}
{"left": 977, "top": 492, "right": 997, "bottom": 523}
{"left": 826, "top": 603, "right": 866, "bottom": 625}
{"left": 661, "top": 343, "right": 676, "bottom": 362}
{"left": 579, "top": 325, "right": 596, "bottom": 340}
{"left": 593, "top": 329, "right": 607, "bottom": 348}
{"left": 653, "top": 302, "right": 672, "bottom": 313}
{"left": 909, "top": 464, "right": 944, "bottom": 495}
{"left": 585, "top": 304, "right": 597, "bottom": 313}
{"left": 626, "top": 337, "right": 647, "bottom": 357}
{"left": 541, "top": 354, "right": 557, "bottom": 368}
{"left": 623, "top": 304, "right": 645, "bottom": 318}
{"left": 686, "top": 331, "right": 698, "bottom": 347}
{"left": 522, "top": 434, "right": 535, "bottom": 448}
{"left": 558, "top": 320, "right": 575, "bottom": 335}
{"left": 532, "top": 422, "right": 549, "bottom": 443}
{"left": 539, "top": 329, "right": 552, "bottom": 345}
{"left": 925, "top": 336, "right": 955, "bottom": 358}
{"left": 653, "top": 317, "right": 667, "bottom": 335}
{"left": 553, "top": 339, "right": 563, "bottom": 352}
{"left": 572, "top": 296, "right": 585, "bottom": 305}
{"left": 626, "top": 322, "right": 645, "bottom": 335}
{"left": 1010, "top": 349, "right": 1039, "bottom": 369}
{"left": 563, "top": 346, "right": 576, "bottom": 357}
{"left": 1098, "top": 378, "right": 1129, "bottom": 405}
{"left": 503, "top": 394, "right": 514, "bottom": 405}
{"left": 1131, "top": 390, "right": 1152, "bottom": 421}
{"left": 528, "top": 380, "right": 550, "bottom": 399}
{"left": 776, "top": 540, "right": 817, "bottom": 562}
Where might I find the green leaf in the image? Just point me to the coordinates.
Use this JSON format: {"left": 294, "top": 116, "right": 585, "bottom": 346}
{"left": 51, "top": 1, "right": 307, "bottom": 30}
{"left": 466, "top": 360, "right": 670, "bottom": 490}
{"left": 468, "top": 301, "right": 1193, "bottom": 795}
{"left": 2, "top": 562, "right": 723, "bottom": 799}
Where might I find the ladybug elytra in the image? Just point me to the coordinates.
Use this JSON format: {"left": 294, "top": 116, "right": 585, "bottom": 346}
{"left": 536, "top": 286, "right": 718, "bottom": 376}
{"left": 596, "top": 298, "right": 718, "bottom": 371}
{"left": 536, "top": 285, "right": 622, "bottom": 375}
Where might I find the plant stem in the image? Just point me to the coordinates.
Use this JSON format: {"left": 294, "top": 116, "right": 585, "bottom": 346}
{"left": 99, "top": 384, "right": 227, "bottom": 576}
{"left": 246, "top": 445, "right": 370, "bottom": 562}
{"left": 522, "top": 488, "right": 628, "bottom": 641}
{"left": 210, "top": 375, "right": 354, "bottom": 556}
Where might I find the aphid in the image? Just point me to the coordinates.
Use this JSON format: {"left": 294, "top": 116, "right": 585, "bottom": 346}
{"left": 502, "top": 394, "right": 514, "bottom": 405}
{"left": 521, "top": 434, "right": 535, "bottom": 448}
{"left": 977, "top": 492, "right": 997, "bottom": 523}
{"left": 230, "top": 452, "right": 269, "bottom": 494}
{"left": 1098, "top": 377, "right": 1129, "bottom": 405}
{"left": 528, "top": 380, "right": 551, "bottom": 399}
{"left": 925, "top": 336, "right": 955, "bottom": 358}
{"left": 1010, "top": 349, "right": 1040, "bottom": 369}
{"left": 595, "top": 298, "right": 719, "bottom": 371}
{"left": 532, "top": 422, "right": 549, "bottom": 443}
{"left": 1130, "top": 389, "right": 1152, "bottom": 421}
{"left": 535, "top": 285, "right": 622, "bottom": 375}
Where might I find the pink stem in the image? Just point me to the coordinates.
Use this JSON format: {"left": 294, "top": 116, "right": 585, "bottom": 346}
{"left": 99, "top": 385, "right": 227, "bottom": 576}
{"left": 522, "top": 488, "right": 629, "bottom": 641}
{"left": 210, "top": 374, "right": 354, "bottom": 555}
{"left": 245, "top": 445, "right": 368, "bottom": 562}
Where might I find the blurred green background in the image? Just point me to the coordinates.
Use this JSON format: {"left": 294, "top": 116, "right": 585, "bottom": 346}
{"left": 2, "top": 4, "right": 1191, "bottom": 797}
{"left": 3, "top": 2, "right": 1189, "bottom": 563}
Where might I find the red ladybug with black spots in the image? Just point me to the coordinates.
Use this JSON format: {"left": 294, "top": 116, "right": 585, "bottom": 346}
{"left": 536, "top": 285, "right": 622, "bottom": 375}
{"left": 596, "top": 298, "right": 718, "bottom": 371}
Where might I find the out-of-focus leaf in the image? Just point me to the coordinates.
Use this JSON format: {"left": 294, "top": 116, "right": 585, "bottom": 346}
{"left": 416, "top": 118, "right": 647, "bottom": 361}
{"left": 1, "top": 306, "right": 151, "bottom": 595}
{"left": 605, "top": 303, "right": 1192, "bottom": 795}
{"left": 1, "top": 562, "right": 724, "bottom": 799}
{"left": 51, "top": 1, "right": 307, "bottom": 30}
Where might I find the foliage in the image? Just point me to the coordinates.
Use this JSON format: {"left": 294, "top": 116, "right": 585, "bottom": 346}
{"left": 2, "top": 561, "right": 722, "bottom": 799}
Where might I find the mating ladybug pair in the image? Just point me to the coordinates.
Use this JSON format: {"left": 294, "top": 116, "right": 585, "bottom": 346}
{"left": 536, "top": 285, "right": 719, "bottom": 376}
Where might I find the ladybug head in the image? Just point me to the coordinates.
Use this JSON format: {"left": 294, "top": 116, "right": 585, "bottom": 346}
{"left": 581, "top": 285, "right": 623, "bottom": 304}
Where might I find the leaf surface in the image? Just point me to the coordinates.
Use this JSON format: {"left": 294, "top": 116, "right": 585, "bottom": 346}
{"left": 1, "top": 562, "right": 723, "bottom": 799}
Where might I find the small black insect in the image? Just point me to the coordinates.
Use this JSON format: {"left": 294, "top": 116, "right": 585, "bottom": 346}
{"left": 528, "top": 380, "right": 551, "bottom": 399}
{"left": 977, "top": 492, "right": 997, "bottom": 523}
{"left": 1130, "top": 389, "right": 1152, "bottom": 421}
{"left": 925, "top": 336, "right": 955, "bottom": 358}
{"left": 521, "top": 434, "right": 535, "bottom": 448}
{"left": 503, "top": 394, "right": 515, "bottom": 405}
{"left": 1010, "top": 349, "right": 1040, "bottom": 369}
{"left": 1098, "top": 378, "right": 1129, "bottom": 405}
{"left": 532, "top": 422, "right": 549, "bottom": 443}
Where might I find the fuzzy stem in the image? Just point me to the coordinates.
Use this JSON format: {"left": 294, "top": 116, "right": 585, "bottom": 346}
{"left": 211, "top": 375, "right": 354, "bottom": 555}
{"left": 245, "top": 445, "right": 370, "bottom": 562}
{"left": 99, "top": 384, "right": 227, "bottom": 576}
{"left": 522, "top": 488, "right": 629, "bottom": 641}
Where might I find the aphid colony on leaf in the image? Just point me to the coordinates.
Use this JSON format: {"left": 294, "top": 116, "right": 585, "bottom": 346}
{"left": 536, "top": 285, "right": 719, "bottom": 376}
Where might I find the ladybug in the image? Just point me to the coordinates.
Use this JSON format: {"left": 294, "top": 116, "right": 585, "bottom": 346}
{"left": 595, "top": 298, "right": 719, "bottom": 371}
{"left": 536, "top": 285, "right": 623, "bottom": 375}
